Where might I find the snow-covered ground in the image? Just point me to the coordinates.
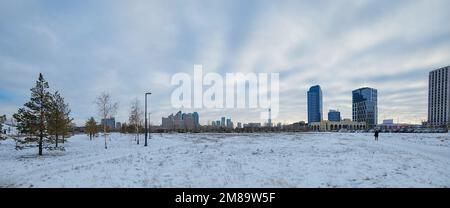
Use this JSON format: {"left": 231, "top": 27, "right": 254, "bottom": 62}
{"left": 1, "top": 132, "right": 449, "bottom": 188}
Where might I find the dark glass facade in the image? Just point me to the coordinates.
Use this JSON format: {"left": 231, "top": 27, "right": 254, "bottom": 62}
{"left": 307, "top": 85, "right": 323, "bottom": 123}
{"left": 328, "top": 110, "right": 341, "bottom": 122}
{"left": 352, "top": 87, "right": 377, "bottom": 129}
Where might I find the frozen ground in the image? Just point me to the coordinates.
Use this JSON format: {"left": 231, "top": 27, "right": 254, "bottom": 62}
{"left": 1, "top": 132, "right": 449, "bottom": 188}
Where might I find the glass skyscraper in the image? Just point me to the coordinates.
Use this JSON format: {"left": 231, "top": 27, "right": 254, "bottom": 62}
{"left": 352, "top": 87, "right": 378, "bottom": 129}
{"left": 193, "top": 112, "right": 199, "bottom": 127}
{"left": 328, "top": 110, "right": 341, "bottom": 122}
{"left": 307, "top": 85, "right": 323, "bottom": 123}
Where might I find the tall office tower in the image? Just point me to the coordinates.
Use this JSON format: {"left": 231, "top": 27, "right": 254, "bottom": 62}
{"left": 221, "top": 117, "right": 226, "bottom": 127}
{"left": 352, "top": 87, "right": 378, "bottom": 129}
{"left": 174, "top": 111, "right": 184, "bottom": 129}
{"left": 226, "top": 119, "right": 233, "bottom": 129}
{"left": 193, "top": 112, "right": 200, "bottom": 127}
{"left": 428, "top": 66, "right": 450, "bottom": 127}
{"left": 268, "top": 108, "right": 272, "bottom": 127}
{"left": 307, "top": 85, "right": 323, "bottom": 123}
{"left": 328, "top": 109, "right": 341, "bottom": 122}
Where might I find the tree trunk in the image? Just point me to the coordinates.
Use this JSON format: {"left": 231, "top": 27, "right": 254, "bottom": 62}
{"left": 90, "top": 133, "right": 92, "bottom": 140}
{"left": 62, "top": 135, "right": 65, "bottom": 144}
{"left": 104, "top": 123, "right": 107, "bottom": 149}
{"left": 39, "top": 130, "right": 43, "bottom": 156}
{"left": 136, "top": 126, "right": 139, "bottom": 145}
{"left": 55, "top": 134, "right": 58, "bottom": 147}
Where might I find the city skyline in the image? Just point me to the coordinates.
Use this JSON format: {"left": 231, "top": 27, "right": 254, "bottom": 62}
{"left": 1, "top": 1, "right": 450, "bottom": 125}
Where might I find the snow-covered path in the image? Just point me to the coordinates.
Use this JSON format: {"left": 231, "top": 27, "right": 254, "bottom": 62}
{"left": 1, "top": 133, "right": 449, "bottom": 187}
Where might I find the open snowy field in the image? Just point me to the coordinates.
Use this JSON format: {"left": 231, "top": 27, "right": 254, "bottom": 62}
{"left": 1, "top": 132, "right": 449, "bottom": 188}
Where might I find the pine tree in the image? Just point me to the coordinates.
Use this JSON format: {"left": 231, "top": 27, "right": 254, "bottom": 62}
{"left": 85, "top": 117, "right": 98, "bottom": 140}
{"left": 47, "top": 91, "right": 73, "bottom": 147}
{"left": 13, "top": 73, "right": 51, "bottom": 155}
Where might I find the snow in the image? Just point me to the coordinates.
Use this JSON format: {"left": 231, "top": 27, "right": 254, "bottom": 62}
{"left": 1, "top": 123, "right": 18, "bottom": 136}
{"left": 1, "top": 132, "right": 450, "bottom": 188}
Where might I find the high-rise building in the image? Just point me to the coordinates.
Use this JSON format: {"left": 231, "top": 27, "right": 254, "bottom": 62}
{"left": 307, "top": 85, "right": 323, "bottom": 123}
{"left": 162, "top": 114, "right": 174, "bottom": 129}
{"left": 268, "top": 108, "right": 273, "bottom": 127}
{"left": 101, "top": 117, "right": 115, "bottom": 130}
{"left": 221, "top": 117, "right": 226, "bottom": 127}
{"left": 428, "top": 66, "right": 450, "bottom": 127}
{"left": 161, "top": 111, "right": 200, "bottom": 130}
{"left": 182, "top": 113, "right": 196, "bottom": 129}
{"left": 328, "top": 110, "right": 341, "bottom": 122}
{"left": 193, "top": 112, "right": 200, "bottom": 127}
{"left": 226, "top": 119, "right": 233, "bottom": 129}
{"left": 237, "top": 122, "right": 242, "bottom": 128}
{"left": 352, "top": 87, "right": 378, "bottom": 129}
{"left": 174, "top": 111, "right": 184, "bottom": 129}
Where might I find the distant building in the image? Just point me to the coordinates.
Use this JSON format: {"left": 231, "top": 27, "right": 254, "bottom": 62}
{"left": 382, "top": 119, "right": 394, "bottom": 125}
{"left": 174, "top": 111, "right": 184, "bottom": 129}
{"left": 101, "top": 117, "right": 115, "bottom": 130}
{"left": 226, "top": 119, "right": 233, "bottom": 129}
{"left": 428, "top": 66, "right": 450, "bottom": 127}
{"left": 183, "top": 113, "right": 196, "bottom": 129}
{"left": 237, "top": 122, "right": 242, "bottom": 128}
{"left": 193, "top": 112, "right": 200, "bottom": 127}
{"left": 282, "top": 121, "right": 309, "bottom": 131}
{"left": 115, "top": 122, "right": 122, "bottom": 130}
{"left": 310, "top": 119, "right": 366, "bottom": 131}
{"left": 307, "top": 85, "right": 323, "bottom": 123}
{"left": 221, "top": 117, "right": 226, "bottom": 127}
{"left": 352, "top": 87, "right": 378, "bottom": 129}
{"left": 328, "top": 110, "right": 341, "bottom": 122}
{"left": 377, "top": 121, "right": 423, "bottom": 132}
{"left": 277, "top": 122, "right": 282, "bottom": 128}
{"left": 243, "top": 123, "right": 261, "bottom": 128}
{"left": 162, "top": 114, "right": 174, "bottom": 129}
{"left": 268, "top": 108, "right": 272, "bottom": 127}
{"left": 161, "top": 111, "right": 200, "bottom": 130}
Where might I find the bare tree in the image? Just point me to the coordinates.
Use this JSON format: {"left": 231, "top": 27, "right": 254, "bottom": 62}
{"left": 129, "top": 98, "right": 143, "bottom": 145}
{"left": 95, "top": 92, "right": 118, "bottom": 149}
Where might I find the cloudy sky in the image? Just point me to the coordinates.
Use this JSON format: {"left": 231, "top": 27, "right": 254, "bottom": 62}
{"left": 1, "top": 0, "right": 449, "bottom": 126}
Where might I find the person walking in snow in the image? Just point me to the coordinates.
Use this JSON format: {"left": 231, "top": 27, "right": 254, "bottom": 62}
{"left": 374, "top": 129, "right": 379, "bottom": 141}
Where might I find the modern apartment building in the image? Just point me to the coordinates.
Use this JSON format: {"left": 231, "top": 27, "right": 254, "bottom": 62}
{"left": 428, "top": 66, "right": 450, "bottom": 127}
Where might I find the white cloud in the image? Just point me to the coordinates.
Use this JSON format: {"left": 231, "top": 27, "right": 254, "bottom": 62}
{"left": 0, "top": 0, "right": 449, "bottom": 125}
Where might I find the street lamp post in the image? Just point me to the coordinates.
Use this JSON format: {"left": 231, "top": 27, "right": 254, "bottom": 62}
{"left": 145, "top": 92, "right": 152, "bottom": 147}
